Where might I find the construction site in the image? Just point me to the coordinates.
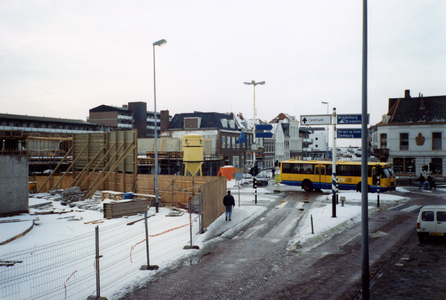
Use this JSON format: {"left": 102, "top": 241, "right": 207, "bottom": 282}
{"left": 0, "top": 130, "right": 227, "bottom": 228}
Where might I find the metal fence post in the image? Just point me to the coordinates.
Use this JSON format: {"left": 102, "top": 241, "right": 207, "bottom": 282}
{"left": 87, "top": 226, "right": 107, "bottom": 300}
{"left": 140, "top": 211, "right": 159, "bottom": 270}
{"left": 184, "top": 198, "right": 199, "bottom": 250}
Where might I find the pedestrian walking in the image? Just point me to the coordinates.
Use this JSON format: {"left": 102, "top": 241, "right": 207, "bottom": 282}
{"left": 431, "top": 175, "right": 437, "bottom": 190}
{"left": 223, "top": 190, "right": 235, "bottom": 221}
{"left": 418, "top": 174, "right": 425, "bottom": 190}
{"left": 427, "top": 174, "right": 433, "bottom": 190}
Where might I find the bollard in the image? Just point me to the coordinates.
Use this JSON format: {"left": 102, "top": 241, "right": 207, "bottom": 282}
{"left": 311, "top": 214, "right": 314, "bottom": 234}
{"left": 340, "top": 196, "right": 345, "bottom": 207}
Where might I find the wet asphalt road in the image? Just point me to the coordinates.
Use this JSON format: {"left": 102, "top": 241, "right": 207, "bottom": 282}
{"left": 120, "top": 184, "right": 446, "bottom": 299}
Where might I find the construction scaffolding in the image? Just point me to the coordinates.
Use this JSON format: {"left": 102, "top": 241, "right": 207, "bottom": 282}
{"left": 36, "top": 131, "right": 137, "bottom": 199}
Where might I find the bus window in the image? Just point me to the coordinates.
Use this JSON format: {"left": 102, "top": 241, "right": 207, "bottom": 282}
{"left": 282, "top": 163, "right": 291, "bottom": 173}
{"left": 291, "top": 163, "right": 300, "bottom": 174}
{"left": 316, "top": 166, "right": 325, "bottom": 175}
{"left": 305, "top": 165, "right": 314, "bottom": 174}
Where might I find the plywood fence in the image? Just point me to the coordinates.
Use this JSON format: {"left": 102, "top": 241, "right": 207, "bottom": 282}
{"left": 200, "top": 177, "right": 227, "bottom": 228}
{"left": 34, "top": 172, "right": 135, "bottom": 194}
{"left": 33, "top": 173, "right": 227, "bottom": 229}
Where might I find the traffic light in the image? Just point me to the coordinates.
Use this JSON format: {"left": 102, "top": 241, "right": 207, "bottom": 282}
{"left": 375, "top": 165, "right": 383, "bottom": 176}
{"left": 253, "top": 178, "right": 257, "bottom": 189}
{"left": 253, "top": 166, "right": 259, "bottom": 176}
{"left": 248, "top": 168, "right": 254, "bottom": 176}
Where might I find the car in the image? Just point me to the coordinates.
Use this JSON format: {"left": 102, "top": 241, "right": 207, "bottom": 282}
{"left": 255, "top": 174, "right": 269, "bottom": 186}
{"left": 416, "top": 205, "right": 446, "bottom": 242}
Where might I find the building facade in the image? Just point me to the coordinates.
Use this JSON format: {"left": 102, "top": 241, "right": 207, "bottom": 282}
{"left": 89, "top": 102, "right": 168, "bottom": 138}
{"left": 372, "top": 90, "right": 446, "bottom": 178}
{"left": 163, "top": 112, "right": 252, "bottom": 175}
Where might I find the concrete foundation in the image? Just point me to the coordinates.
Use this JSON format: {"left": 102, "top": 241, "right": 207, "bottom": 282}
{"left": 0, "top": 155, "right": 29, "bottom": 216}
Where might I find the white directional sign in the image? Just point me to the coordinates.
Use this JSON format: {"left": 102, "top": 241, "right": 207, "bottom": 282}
{"left": 300, "top": 115, "right": 332, "bottom": 125}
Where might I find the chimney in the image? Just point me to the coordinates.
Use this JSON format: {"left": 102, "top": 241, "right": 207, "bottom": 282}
{"left": 160, "top": 110, "right": 170, "bottom": 133}
{"left": 420, "top": 95, "right": 425, "bottom": 110}
{"left": 404, "top": 89, "right": 410, "bottom": 98}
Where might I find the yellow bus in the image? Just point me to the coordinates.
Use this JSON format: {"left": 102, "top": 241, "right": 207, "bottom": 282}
{"left": 280, "top": 160, "right": 396, "bottom": 192}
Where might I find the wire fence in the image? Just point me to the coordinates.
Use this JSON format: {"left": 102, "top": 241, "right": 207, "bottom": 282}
{"left": 0, "top": 211, "right": 201, "bottom": 300}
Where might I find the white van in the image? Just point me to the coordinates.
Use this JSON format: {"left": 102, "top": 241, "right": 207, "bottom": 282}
{"left": 416, "top": 205, "right": 446, "bottom": 242}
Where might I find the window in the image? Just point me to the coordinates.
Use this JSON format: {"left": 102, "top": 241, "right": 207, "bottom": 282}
{"left": 380, "top": 134, "right": 387, "bottom": 149}
{"left": 431, "top": 158, "right": 443, "bottom": 175}
{"left": 232, "top": 137, "right": 235, "bottom": 148}
{"left": 405, "top": 158, "right": 415, "bottom": 174}
{"left": 232, "top": 156, "right": 239, "bottom": 168}
{"left": 393, "top": 158, "right": 415, "bottom": 174}
{"left": 400, "top": 133, "right": 409, "bottom": 150}
{"left": 393, "top": 158, "right": 403, "bottom": 174}
{"left": 227, "top": 136, "right": 231, "bottom": 148}
{"left": 422, "top": 211, "right": 434, "bottom": 222}
{"left": 433, "top": 132, "right": 442, "bottom": 150}
{"left": 337, "top": 165, "right": 361, "bottom": 177}
{"left": 437, "top": 212, "right": 446, "bottom": 222}
{"left": 222, "top": 136, "right": 225, "bottom": 148}
{"left": 220, "top": 119, "right": 228, "bottom": 128}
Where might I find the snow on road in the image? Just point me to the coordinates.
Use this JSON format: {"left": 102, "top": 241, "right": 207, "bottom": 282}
{"left": 0, "top": 181, "right": 409, "bottom": 299}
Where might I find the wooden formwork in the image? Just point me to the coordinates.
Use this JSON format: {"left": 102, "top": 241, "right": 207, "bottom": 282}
{"left": 34, "top": 172, "right": 135, "bottom": 194}
{"left": 34, "top": 172, "right": 227, "bottom": 229}
{"left": 136, "top": 174, "right": 226, "bottom": 227}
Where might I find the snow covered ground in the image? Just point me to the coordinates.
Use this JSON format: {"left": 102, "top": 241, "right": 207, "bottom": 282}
{"left": 0, "top": 181, "right": 411, "bottom": 300}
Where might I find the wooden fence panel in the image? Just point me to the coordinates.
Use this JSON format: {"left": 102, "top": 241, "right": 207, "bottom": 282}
{"left": 34, "top": 173, "right": 226, "bottom": 229}
{"left": 200, "top": 177, "right": 227, "bottom": 228}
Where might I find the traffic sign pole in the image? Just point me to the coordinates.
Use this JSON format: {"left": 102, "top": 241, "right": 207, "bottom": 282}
{"left": 332, "top": 107, "right": 337, "bottom": 218}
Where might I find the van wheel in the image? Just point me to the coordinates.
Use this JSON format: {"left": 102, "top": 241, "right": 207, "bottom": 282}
{"left": 303, "top": 180, "right": 313, "bottom": 192}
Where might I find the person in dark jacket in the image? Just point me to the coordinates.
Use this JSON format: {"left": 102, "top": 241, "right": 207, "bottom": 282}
{"left": 223, "top": 190, "right": 235, "bottom": 221}
{"left": 418, "top": 174, "right": 425, "bottom": 190}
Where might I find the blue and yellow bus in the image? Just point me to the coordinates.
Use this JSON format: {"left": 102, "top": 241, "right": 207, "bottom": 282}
{"left": 280, "top": 160, "right": 396, "bottom": 192}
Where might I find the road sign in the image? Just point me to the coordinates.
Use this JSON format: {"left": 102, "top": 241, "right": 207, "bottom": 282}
{"left": 337, "top": 114, "right": 369, "bottom": 125}
{"left": 256, "top": 124, "right": 273, "bottom": 131}
{"left": 256, "top": 132, "right": 273, "bottom": 138}
{"left": 300, "top": 115, "right": 331, "bottom": 125}
{"left": 234, "top": 172, "right": 243, "bottom": 181}
{"left": 255, "top": 124, "right": 273, "bottom": 138}
{"left": 337, "top": 128, "right": 362, "bottom": 139}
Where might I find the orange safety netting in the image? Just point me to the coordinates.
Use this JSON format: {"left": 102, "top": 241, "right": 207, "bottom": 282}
{"left": 217, "top": 166, "right": 236, "bottom": 181}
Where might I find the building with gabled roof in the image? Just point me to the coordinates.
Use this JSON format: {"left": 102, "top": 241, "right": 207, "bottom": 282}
{"left": 161, "top": 111, "right": 253, "bottom": 175}
{"left": 372, "top": 90, "right": 446, "bottom": 178}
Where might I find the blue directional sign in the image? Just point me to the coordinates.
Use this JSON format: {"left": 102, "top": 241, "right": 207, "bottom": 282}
{"left": 337, "top": 129, "right": 362, "bottom": 139}
{"left": 256, "top": 132, "right": 273, "bottom": 138}
{"left": 256, "top": 124, "right": 273, "bottom": 131}
{"left": 337, "top": 114, "right": 369, "bottom": 124}
{"left": 256, "top": 124, "right": 273, "bottom": 138}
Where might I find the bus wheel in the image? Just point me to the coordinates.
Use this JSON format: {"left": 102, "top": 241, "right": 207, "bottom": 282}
{"left": 356, "top": 182, "right": 370, "bottom": 192}
{"left": 302, "top": 180, "right": 313, "bottom": 192}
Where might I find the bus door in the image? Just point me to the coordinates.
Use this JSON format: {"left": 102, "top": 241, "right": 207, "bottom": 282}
{"left": 372, "top": 167, "right": 379, "bottom": 186}
{"left": 315, "top": 164, "right": 326, "bottom": 189}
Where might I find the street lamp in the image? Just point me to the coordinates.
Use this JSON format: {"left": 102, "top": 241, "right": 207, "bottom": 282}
{"left": 153, "top": 39, "right": 166, "bottom": 213}
{"left": 244, "top": 80, "right": 265, "bottom": 166}
{"left": 321, "top": 101, "right": 329, "bottom": 160}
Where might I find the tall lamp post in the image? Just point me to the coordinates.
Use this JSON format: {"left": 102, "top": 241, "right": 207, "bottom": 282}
{"left": 321, "top": 101, "right": 329, "bottom": 160}
{"left": 243, "top": 80, "right": 265, "bottom": 166}
{"left": 153, "top": 39, "right": 166, "bottom": 213}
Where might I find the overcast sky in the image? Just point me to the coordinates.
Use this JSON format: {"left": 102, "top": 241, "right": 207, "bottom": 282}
{"left": 1, "top": 0, "right": 445, "bottom": 129}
